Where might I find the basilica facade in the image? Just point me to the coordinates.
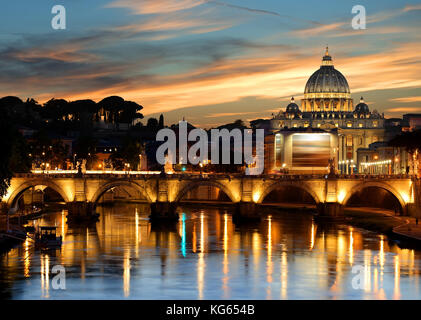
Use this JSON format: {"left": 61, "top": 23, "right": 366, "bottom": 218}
{"left": 266, "top": 48, "right": 392, "bottom": 174}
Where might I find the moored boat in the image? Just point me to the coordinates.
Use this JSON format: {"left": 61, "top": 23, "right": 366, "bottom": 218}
{"left": 35, "top": 226, "right": 62, "bottom": 248}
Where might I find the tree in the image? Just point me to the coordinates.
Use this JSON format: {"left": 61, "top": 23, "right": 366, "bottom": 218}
{"left": 147, "top": 117, "right": 159, "bottom": 131}
{"left": 9, "top": 133, "right": 31, "bottom": 173}
{"left": 74, "top": 135, "right": 98, "bottom": 169}
{"left": 0, "top": 96, "right": 24, "bottom": 117}
{"left": 109, "top": 136, "right": 144, "bottom": 170}
{"left": 68, "top": 99, "right": 98, "bottom": 122}
{"left": 159, "top": 114, "right": 164, "bottom": 129}
{"left": 0, "top": 114, "right": 31, "bottom": 197}
{"left": 43, "top": 98, "right": 69, "bottom": 121}
{"left": 29, "top": 130, "right": 69, "bottom": 169}
{"left": 98, "top": 96, "right": 125, "bottom": 124}
{"left": 0, "top": 115, "right": 16, "bottom": 197}
{"left": 389, "top": 130, "right": 421, "bottom": 175}
{"left": 120, "top": 100, "right": 144, "bottom": 124}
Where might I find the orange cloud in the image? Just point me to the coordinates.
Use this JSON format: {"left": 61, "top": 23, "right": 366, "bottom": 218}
{"left": 329, "top": 26, "right": 411, "bottom": 38}
{"left": 26, "top": 41, "right": 421, "bottom": 121}
{"left": 115, "top": 10, "right": 234, "bottom": 35}
{"left": 386, "top": 107, "right": 421, "bottom": 113}
{"left": 106, "top": 0, "right": 205, "bottom": 14}
{"left": 390, "top": 96, "right": 421, "bottom": 103}
{"left": 402, "top": 4, "right": 421, "bottom": 12}
{"left": 290, "top": 22, "right": 345, "bottom": 37}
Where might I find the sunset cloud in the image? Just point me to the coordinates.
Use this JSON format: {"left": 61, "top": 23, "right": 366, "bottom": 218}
{"left": 290, "top": 22, "right": 345, "bottom": 37}
{"left": 106, "top": 0, "right": 205, "bottom": 14}
{"left": 1, "top": 0, "right": 420, "bottom": 126}
{"left": 390, "top": 96, "right": 421, "bottom": 103}
{"left": 386, "top": 107, "right": 421, "bottom": 113}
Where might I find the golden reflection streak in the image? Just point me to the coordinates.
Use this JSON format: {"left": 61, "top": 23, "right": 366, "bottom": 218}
{"left": 61, "top": 210, "right": 66, "bottom": 242}
{"left": 349, "top": 227, "right": 354, "bottom": 265}
{"left": 192, "top": 223, "right": 197, "bottom": 253}
{"left": 197, "top": 212, "right": 205, "bottom": 299}
{"left": 41, "top": 254, "right": 50, "bottom": 298}
{"left": 335, "top": 233, "right": 346, "bottom": 291}
{"left": 374, "top": 268, "right": 379, "bottom": 293}
{"left": 135, "top": 208, "right": 139, "bottom": 258}
{"left": 280, "top": 250, "right": 287, "bottom": 299}
{"left": 266, "top": 216, "right": 273, "bottom": 299}
{"left": 310, "top": 221, "right": 315, "bottom": 250}
{"left": 252, "top": 232, "right": 260, "bottom": 271}
{"left": 24, "top": 238, "right": 30, "bottom": 278}
{"left": 124, "top": 249, "right": 131, "bottom": 297}
{"left": 379, "top": 235, "right": 385, "bottom": 287}
{"left": 409, "top": 249, "right": 415, "bottom": 277}
{"left": 364, "top": 250, "right": 371, "bottom": 293}
{"left": 222, "top": 214, "right": 229, "bottom": 298}
{"left": 394, "top": 255, "right": 401, "bottom": 299}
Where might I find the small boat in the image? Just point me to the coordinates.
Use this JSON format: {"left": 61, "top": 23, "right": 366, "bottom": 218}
{"left": 35, "top": 226, "right": 62, "bottom": 248}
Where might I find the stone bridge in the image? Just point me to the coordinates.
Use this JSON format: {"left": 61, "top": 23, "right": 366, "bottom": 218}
{"left": 2, "top": 172, "right": 420, "bottom": 221}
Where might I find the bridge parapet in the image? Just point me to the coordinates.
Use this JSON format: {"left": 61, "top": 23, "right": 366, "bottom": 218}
{"left": 3, "top": 173, "right": 419, "bottom": 222}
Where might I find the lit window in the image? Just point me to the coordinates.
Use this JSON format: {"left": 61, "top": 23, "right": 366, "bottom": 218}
{"left": 347, "top": 122, "right": 352, "bottom": 128}
{"left": 335, "top": 123, "right": 339, "bottom": 127}
{"left": 317, "top": 123, "right": 321, "bottom": 128}
{"left": 293, "top": 123, "right": 298, "bottom": 128}
{"left": 346, "top": 136, "right": 353, "bottom": 146}
{"left": 359, "top": 123, "right": 363, "bottom": 128}
{"left": 304, "top": 123, "right": 309, "bottom": 128}
{"left": 373, "top": 121, "right": 378, "bottom": 127}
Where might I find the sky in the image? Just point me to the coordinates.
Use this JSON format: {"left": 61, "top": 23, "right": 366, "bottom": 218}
{"left": 0, "top": 0, "right": 421, "bottom": 128}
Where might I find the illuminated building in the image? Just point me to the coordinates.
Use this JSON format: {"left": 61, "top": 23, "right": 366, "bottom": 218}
{"left": 267, "top": 47, "right": 390, "bottom": 172}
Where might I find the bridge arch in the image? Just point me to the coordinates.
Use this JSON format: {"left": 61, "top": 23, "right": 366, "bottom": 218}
{"left": 258, "top": 181, "right": 321, "bottom": 204}
{"left": 91, "top": 180, "right": 152, "bottom": 204}
{"left": 6, "top": 178, "right": 71, "bottom": 207}
{"left": 342, "top": 181, "right": 406, "bottom": 212}
{"left": 174, "top": 180, "right": 237, "bottom": 203}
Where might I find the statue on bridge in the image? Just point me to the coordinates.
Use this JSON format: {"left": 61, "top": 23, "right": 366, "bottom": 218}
{"left": 328, "top": 158, "right": 336, "bottom": 177}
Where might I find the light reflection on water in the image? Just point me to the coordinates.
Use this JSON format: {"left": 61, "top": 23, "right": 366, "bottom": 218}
{"left": 0, "top": 203, "right": 421, "bottom": 300}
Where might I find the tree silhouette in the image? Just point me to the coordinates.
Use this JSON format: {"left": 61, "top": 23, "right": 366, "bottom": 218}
{"left": 159, "top": 114, "right": 164, "bottom": 129}
{"left": 109, "top": 136, "right": 144, "bottom": 170}
{"left": 389, "top": 130, "right": 421, "bottom": 174}
{"left": 121, "top": 100, "right": 144, "bottom": 124}
{"left": 98, "top": 96, "right": 125, "bottom": 124}
{"left": 147, "top": 117, "right": 159, "bottom": 131}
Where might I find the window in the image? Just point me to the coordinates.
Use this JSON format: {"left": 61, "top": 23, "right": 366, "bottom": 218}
{"left": 346, "top": 136, "right": 353, "bottom": 147}
{"left": 347, "top": 122, "right": 352, "bottom": 128}
{"left": 304, "top": 123, "right": 309, "bottom": 128}
{"left": 293, "top": 123, "right": 298, "bottom": 128}
{"left": 359, "top": 123, "right": 363, "bottom": 128}
{"left": 373, "top": 121, "right": 378, "bottom": 127}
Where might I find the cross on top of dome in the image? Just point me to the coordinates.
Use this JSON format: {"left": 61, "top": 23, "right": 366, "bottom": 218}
{"left": 322, "top": 46, "right": 333, "bottom": 66}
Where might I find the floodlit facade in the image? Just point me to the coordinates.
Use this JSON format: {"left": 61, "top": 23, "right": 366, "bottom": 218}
{"left": 265, "top": 48, "right": 397, "bottom": 174}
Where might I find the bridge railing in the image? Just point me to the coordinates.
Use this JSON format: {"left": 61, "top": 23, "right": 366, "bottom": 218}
{"left": 13, "top": 171, "right": 415, "bottom": 180}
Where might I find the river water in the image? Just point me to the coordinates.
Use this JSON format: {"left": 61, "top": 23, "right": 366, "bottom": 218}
{"left": 0, "top": 203, "right": 420, "bottom": 299}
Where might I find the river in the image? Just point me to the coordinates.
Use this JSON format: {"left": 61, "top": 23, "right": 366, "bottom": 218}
{"left": 0, "top": 203, "right": 420, "bottom": 299}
